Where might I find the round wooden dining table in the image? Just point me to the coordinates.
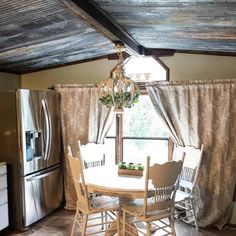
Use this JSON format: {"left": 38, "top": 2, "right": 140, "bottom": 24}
{"left": 84, "top": 165, "right": 146, "bottom": 236}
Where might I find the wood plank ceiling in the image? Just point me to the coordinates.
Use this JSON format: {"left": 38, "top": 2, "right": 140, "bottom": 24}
{"left": 0, "top": 0, "right": 236, "bottom": 74}
{"left": 0, "top": 0, "right": 115, "bottom": 74}
{"left": 93, "top": 0, "right": 236, "bottom": 53}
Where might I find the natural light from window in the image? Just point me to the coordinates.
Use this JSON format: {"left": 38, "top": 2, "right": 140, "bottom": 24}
{"left": 105, "top": 56, "right": 169, "bottom": 166}
{"left": 123, "top": 95, "right": 169, "bottom": 164}
{"left": 124, "top": 56, "right": 166, "bottom": 82}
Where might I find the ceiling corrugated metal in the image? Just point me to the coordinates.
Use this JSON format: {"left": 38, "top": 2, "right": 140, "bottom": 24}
{"left": 0, "top": 0, "right": 236, "bottom": 74}
{"left": 0, "top": 0, "right": 115, "bottom": 73}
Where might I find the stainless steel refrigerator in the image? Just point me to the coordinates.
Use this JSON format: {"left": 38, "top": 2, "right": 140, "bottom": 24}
{"left": 0, "top": 89, "right": 63, "bottom": 230}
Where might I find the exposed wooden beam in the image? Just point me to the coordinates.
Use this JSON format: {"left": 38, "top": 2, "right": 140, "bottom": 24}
{"left": 59, "top": 0, "right": 143, "bottom": 56}
{"left": 176, "top": 49, "right": 236, "bottom": 57}
{"left": 0, "top": 68, "right": 20, "bottom": 74}
{"left": 107, "top": 52, "right": 130, "bottom": 60}
{"left": 144, "top": 48, "right": 176, "bottom": 57}
{"left": 145, "top": 48, "right": 236, "bottom": 57}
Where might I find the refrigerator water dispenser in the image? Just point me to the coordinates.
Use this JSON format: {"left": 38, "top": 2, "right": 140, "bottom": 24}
{"left": 25, "top": 130, "right": 42, "bottom": 161}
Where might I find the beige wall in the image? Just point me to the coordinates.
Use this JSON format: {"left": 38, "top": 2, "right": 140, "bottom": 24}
{"left": 0, "top": 72, "right": 20, "bottom": 91}
{"left": 21, "top": 53, "right": 236, "bottom": 89}
{"left": 161, "top": 53, "right": 236, "bottom": 81}
{"left": 21, "top": 59, "right": 117, "bottom": 90}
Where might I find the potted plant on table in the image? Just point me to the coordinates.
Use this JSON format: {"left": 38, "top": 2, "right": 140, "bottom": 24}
{"left": 118, "top": 161, "right": 144, "bottom": 177}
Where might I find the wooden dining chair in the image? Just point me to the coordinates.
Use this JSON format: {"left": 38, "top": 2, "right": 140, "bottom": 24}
{"left": 67, "top": 140, "right": 120, "bottom": 236}
{"left": 81, "top": 142, "right": 106, "bottom": 169}
{"left": 83, "top": 155, "right": 105, "bottom": 168}
{"left": 173, "top": 144, "right": 204, "bottom": 230}
{"left": 122, "top": 156, "right": 183, "bottom": 236}
{"left": 80, "top": 142, "right": 108, "bottom": 228}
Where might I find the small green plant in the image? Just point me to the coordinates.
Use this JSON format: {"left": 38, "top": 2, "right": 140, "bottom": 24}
{"left": 118, "top": 161, "right": 144, "bottom": 171}
{"left": 136, "top": 163, "right": 144, "bottom": 171}
{"left": 99, "top": 92, "right": 139, "bottom": 109}
{"left": 127, "top": 162, "right": 135, "bottom": 170}
{"left": 118, "top": 161, "right": 127, "bottom": 169}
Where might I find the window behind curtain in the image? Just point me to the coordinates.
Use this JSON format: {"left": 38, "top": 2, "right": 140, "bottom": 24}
{"left": 104, "top": 56, "right": 169, "bottom": 165}
{"left": 122, "top": 95, "right": 169, "bottom": 164}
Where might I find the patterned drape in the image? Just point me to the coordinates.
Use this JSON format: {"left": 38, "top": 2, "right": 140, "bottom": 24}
{"left": 54, "top": 84, "right": 113, "bottom": 209}
{"left": 147, "top": 79, "right": 236, "bottom": 228}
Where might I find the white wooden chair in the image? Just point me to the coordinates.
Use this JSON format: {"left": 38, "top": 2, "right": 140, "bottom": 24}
{"left": 173, "top": 145, "right": 204, "bottom": 230}
{"left": 81, "top": 142, "right": 106, "bottom": 169}
{"left": 122, "top": 156, "right": 183, "bottom": 236}
{"left": 67, "top": 140, "right": 120, "bottom": 236}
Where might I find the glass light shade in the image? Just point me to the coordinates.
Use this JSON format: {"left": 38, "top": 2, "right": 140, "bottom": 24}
{"left": 98, "top": 63, "right": 139, "bottom": 113}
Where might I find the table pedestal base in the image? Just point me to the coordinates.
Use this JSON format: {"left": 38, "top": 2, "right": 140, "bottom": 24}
{"left": 105, "top": 197, "right": 139, "bottom": 236}
{"left": 104, "top": 220, "right": 138, "bottom": 236}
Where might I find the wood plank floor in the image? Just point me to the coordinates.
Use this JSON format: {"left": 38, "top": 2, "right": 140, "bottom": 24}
{"left": 2, "top": 208, "right": 236, "bottom": 236}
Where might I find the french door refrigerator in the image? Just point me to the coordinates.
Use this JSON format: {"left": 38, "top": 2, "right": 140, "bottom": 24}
{"left": 0, "top": 89, "right": 63, "bottom": 230}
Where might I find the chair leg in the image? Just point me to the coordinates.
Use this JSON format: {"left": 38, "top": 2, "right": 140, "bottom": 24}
{"left": 169, "top": 214, "right": 176, "bottom": 236}
{"left": 71, "top": 207, "right": 80, "bottom": 236}
{"left": 190, "top": 198, "right": 199, "bottom": 230}
{"left": 116, "top": 210, "right": 120, "bottom": 236}
{"left": 122, "top": 210, "right": 126, "bottom": 235}
{"left": 81, "top": 214, "right": 88, "bottom": 236}
{"left": 146, "top": 222, "right": 151, "bottom": 236}
{"left": 105, "top": 212, "right": 108, "bottom": 230}
{"left": 101, "top": 212, "right": 104, "bottom": 229}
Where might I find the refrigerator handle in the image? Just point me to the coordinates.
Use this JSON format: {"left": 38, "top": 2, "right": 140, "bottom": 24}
{"left": 45, "top": 99, "right": 52, "bottom": 161}
{"left": 42, "top": 99, "right": 52, "bottom": 160}
{"left": 26, "top": 171, "right": 53, "bottom": 181}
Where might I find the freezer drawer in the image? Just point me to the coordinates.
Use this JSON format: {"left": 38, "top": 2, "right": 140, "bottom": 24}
{"left": 22, "top": 165, "right": 63, "bottom": 228}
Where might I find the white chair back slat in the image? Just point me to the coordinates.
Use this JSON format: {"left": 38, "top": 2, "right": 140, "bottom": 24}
{"left": 81, "top": 143, "right": 106, "bottom": 169}
{"left": 173, "top": 144, "right": 204, "bottom": 230}
{"left": 172, "top": 145, "right": 203, "bottom": 191}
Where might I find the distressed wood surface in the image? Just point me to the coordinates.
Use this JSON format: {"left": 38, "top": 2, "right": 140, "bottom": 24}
{"left": 0, "top": 0, "right": 236, "bottom": 73}
{"left": 60, "top": 0, "right": 142, "bottom": 55}
{"left": 93, "top": 0, "right": 236, "bottom": 52}
{"left": 0, "top": 0, "right": 115, "bottom": 73}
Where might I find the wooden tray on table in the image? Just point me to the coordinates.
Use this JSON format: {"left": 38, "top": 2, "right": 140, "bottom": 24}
{"left": 118, "top": 168, "right": 143, "bottom": 177}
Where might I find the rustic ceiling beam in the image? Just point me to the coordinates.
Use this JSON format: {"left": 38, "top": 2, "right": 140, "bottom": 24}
{"left": 107, "top": 52, "right": 130, "bottom": 61}
{"left": 0, "top": 68, "right": 20, "bottom": 74}
{"left": 144, "top": 48, "right": 236, "bottom": 57}
{"left": 144, "top": 48, "right": 176, "bottom": 57}
{"left": 60, "top": 0, "right": 143, "bottom": 55}
{"left": 176, "top": 49, "right": 236, "bottom": 57}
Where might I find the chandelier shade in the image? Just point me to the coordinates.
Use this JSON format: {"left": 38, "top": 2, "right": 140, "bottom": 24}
{"left": 98, "top": 45, "right": 139, "bottom": 113}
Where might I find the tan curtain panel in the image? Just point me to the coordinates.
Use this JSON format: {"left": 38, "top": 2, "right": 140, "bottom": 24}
{"left": 147, "top": 79, "right": 236, "bottom": 228}
{"left": 54, "top": 84, "right": 113, "bottom": 209}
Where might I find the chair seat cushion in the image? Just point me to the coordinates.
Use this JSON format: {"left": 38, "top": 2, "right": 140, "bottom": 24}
{"left": 175, "top": 190, "right": 191, "bottom": 202}
{"left": 90, "top": 195, "right": 120, "bottom": 213}
{"left": 122, "top": 199, "right": 173, "bottom": 221}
